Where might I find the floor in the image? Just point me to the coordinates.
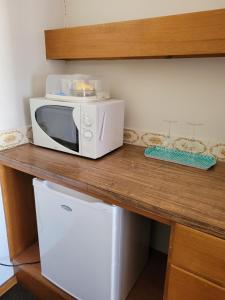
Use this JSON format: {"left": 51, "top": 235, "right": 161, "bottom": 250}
{"left": 2, "top": 284, "right": 37, "bottom": 300}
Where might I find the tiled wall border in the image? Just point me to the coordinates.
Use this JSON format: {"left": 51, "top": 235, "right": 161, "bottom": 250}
{"left": 1, "top": 127, "right": 225, "bottom": 162}
{"left": 0, "top": 126, "right": 32, "bottom": 151}
{"left": 124, "top": 128, "right": 225, "bottom": 161}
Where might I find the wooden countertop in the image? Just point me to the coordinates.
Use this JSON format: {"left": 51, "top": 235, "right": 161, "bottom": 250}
{"left": 0, "top": 144, "right": 225, "bottom": 239}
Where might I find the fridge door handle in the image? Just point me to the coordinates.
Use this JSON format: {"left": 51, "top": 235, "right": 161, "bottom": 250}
{"left": 61, "top": 204, "right": 72, "bottom": 212}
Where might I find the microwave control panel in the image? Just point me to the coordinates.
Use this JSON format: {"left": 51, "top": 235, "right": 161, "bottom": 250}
{"left": 83, "top": 114, "right": 92, "bottom": 127}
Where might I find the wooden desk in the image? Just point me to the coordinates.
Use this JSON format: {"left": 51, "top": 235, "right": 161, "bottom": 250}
{"left": 0, "top": 144, "right": 224, "bottom": 299}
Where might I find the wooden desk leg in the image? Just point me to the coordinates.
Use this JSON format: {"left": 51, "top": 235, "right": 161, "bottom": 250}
{"left": 0, "top": 165, "right": 37, "bottom": 259}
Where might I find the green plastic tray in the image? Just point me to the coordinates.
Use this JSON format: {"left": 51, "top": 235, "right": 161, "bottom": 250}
{"left": 144, "top": 146, "right": 216, "bottom": 170}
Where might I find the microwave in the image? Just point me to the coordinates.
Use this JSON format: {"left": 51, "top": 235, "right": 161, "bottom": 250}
{"left": 30, "top": 98, "right": 125, "bottom": 159}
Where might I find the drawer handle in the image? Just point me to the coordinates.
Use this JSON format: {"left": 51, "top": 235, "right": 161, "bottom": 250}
{"left": 61, "top": 205, "right": 72, "bottom": 212}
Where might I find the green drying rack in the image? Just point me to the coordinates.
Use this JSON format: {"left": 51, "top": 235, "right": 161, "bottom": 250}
{"left": 144, "top": 146, "right": 217, "bottom": 170}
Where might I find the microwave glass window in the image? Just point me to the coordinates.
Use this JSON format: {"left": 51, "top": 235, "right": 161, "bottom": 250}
{"left": 35, "top": 105, "right": 79, "bottom": 152}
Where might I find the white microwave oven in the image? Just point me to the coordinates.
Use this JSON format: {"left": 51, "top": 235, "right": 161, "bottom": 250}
{"left": 30, "top": 98, "right": 125, "bottom": 159}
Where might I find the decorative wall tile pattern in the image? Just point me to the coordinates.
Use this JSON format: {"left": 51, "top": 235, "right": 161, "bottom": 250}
{"left": 123, "top": 129, "right": 139, "bottom": 144}
{"left": 1, "top": 126, "right": 225, "bottom": 162}
{"left": 0, "top": 126, "right": 31, "bottom": 151}
{"left": 141, "top": 132, "right": 166, "bottom": 147}
{"left": 173, "top": 138, "right": 207, "bottom": 154}
{"left": 210, "top": 144, "right": 225, "bottom": 162}
{"left": 124, "top": 128, "right": 225, "bottom": 162}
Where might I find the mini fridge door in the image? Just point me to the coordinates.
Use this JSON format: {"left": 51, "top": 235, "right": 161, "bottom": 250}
{"left": 33, "top": 179, "right": 118, "bottom": 300}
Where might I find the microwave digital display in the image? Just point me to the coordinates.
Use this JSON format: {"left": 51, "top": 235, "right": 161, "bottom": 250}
{"left": 35, "top": 105, "right": 79, "bottom": 152}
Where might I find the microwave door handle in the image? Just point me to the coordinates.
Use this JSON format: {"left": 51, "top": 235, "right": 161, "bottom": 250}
{"left": 72, "top": 106, "right": 81, "bottom": 131}
{"left": 99, "top": 112, "right": 106, "bottom": 141}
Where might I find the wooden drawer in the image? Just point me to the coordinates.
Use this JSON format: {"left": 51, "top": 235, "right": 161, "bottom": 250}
{"left": 171, "top": 224, "right": 225, "bottom": 287}
{"left": 166, "top": 265, "right": 225, "bottom": 300}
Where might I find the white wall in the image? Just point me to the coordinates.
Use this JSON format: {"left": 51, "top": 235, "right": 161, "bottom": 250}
{"left": 0, "top": 0, "right": 65, "bottom": 285}
{"left": 0, "top": 0, "right": 65, "bottom": 131}
{"left": 66, "top": 0, "right": 225, "bottom": 25}
{"left": 66, "top": 0, "right": 225, "bottom": 145}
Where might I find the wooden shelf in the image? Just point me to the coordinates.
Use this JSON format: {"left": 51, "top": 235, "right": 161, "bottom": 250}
{"left": 14, "top": 243, "right": 167, "bottom": 300}
{"left": 45, "top": 9, "right": 225, "bottom": 60}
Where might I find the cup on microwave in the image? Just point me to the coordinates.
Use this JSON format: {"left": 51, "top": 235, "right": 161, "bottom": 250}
{"left": 61, "top": 78, "right": 72, "bottom": 96}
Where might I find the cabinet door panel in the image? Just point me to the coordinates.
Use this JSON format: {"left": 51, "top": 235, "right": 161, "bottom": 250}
{"left": 167, "top": 265, "right": 225, "bottom": 300}
{"left": 171, "top": 224, "right": 225, "bottom": 287}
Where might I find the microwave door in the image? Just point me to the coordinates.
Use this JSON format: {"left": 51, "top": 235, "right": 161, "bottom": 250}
{"left": 35, "top": 105, "right": 79, "bottom": 152}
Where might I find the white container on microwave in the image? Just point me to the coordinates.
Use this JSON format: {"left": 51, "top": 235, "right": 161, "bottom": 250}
{"left": 30, "top": 98, "right": 124, "bottom": 159}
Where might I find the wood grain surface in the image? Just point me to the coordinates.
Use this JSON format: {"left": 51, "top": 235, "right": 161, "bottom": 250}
{"left": 45, "top": 9, "right": 225, "bottom": 60}
{"left": 0, "top": 277, "right": 17, "bottom": 297}
{"left": 0, "top": 166, "right": 37, "bottom": 259}
{"left": 171, "top": 224, "right": 225, "bottom": 288}
{"left": 166, "top": 265, "right": 225, "bottom": 300}
{"left": 0, "top": 144, "right": 225, "bottom": 239}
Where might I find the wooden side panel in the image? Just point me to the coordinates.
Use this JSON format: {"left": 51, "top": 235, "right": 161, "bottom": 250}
{"left": 0, "top": 165, "right": 37, "bottom": 259}
{"left": 163, "top": 224, "right": 175, "bottom": 300}
{"left": 171, "top": 224, "right": 225, "bottom": 287}
{"left": 0, "top": 277, "right": 17, "bottom": 297}
{"left": 45, "top": 9, "right": 225, "bottom": 60}
{"left": 167, "top": 265, "right": 225, "bottom": 300}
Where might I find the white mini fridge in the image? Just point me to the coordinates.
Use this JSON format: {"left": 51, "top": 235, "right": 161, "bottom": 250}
{"left": 33, "top": 179, "right": 150, "bottom": 300}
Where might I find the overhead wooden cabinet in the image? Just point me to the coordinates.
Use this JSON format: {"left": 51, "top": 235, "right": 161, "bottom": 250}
{"left": 45, "top": 9, "right": 225, "bottom": 60}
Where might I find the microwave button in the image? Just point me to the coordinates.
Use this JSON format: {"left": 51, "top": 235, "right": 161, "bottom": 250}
{"left": 83, "top": 130, "right": 93, "bottom": 140}
{"left": 83, "top": 115, "right": 92, "bottom": 127}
